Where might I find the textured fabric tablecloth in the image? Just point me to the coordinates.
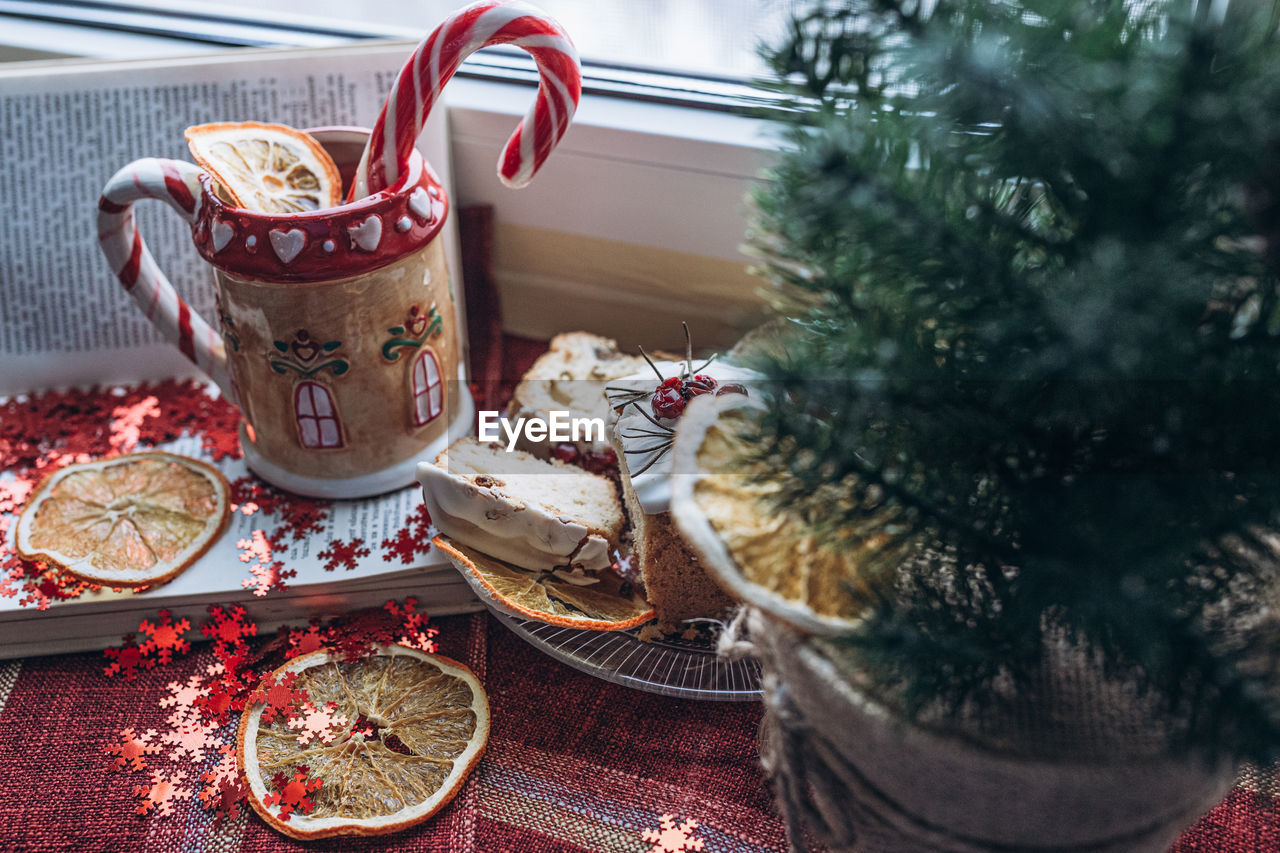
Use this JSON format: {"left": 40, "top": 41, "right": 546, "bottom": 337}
{"left": 0, "top": 611, "right": 1273, "bottom": 852}
{"left": 0, "top": 317, "right": 1275, "bottom": 851}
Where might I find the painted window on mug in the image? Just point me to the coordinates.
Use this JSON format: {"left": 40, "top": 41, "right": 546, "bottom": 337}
{"left": 411, "top": 348, "right": 443, "bottom": 426}
{"left": 295, "top": 381, "right": 344, "bottom": 449}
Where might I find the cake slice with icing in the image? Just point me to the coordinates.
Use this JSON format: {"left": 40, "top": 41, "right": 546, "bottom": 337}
{"left": 606, "top": 353, "right": 759, "bottom": 628}
{"left": 417, "top": 437, "right": 624, "bottom": 575}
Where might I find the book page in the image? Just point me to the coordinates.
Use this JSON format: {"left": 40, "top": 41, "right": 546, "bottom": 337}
{"left": 0, "top": 43, "right": 464, "bottom": 395}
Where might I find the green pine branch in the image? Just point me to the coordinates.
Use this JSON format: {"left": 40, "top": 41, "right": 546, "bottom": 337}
{"left": 747, "top": 0, "right": 1280, "bottom": 763}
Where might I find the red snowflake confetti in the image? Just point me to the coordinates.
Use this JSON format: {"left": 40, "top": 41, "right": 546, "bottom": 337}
{"left": 245, "top": 672, "right": 309, "bottom": 724}
{"left": 159, "top": 674, "right": 206, "bottom": 727}
{"left": 162, "top": 719, "right": 223, "bottom": 763}
{"left": 380, "top": 527, "right": 429, "bottom": 565}
{"left": 133, "top": 770, "right": 193, "bottom": 818}
{"left": 288, "top": 701, "right": 349, "bottom": 746}
{"left": 380, "top": 503, "right": 433, "bottom": 565}
{"left": 0, "top": 379, "right": 240, "bottom": 610}
{"left": 285, "top": 623, "right": 327, "bottom": 659}
{"left": 643, "top": 814, "right": 706, "bottom": 853}
{"left": 387, "top": 598, "right": 438, "bottom": 653}
{"left": 263, "top": 767, "right": 323, "bottom": 820}
{"left": 317, "top": 537, "right": 370, "bottom": 572}
{"left": 203, "top": 776, "right": 248, "bottom": 821}
{"left": 202, "top": 605, "right": 258, "bottom": 653}
{"left": 238, "top": 529, "right": 297, "bottom": 596}
{"left": 227, "top": 477, "right": 331, "bottom": 541}
{"left": 193, "top": 678, "right": 239, "bottom": 723}
{"left": 104, "top": 727, "right": 162, "bottom": 771}
{"left": 109, "top": 396, "right": 160, "bottom": 453}
{"left": 138, "top": 609, "right": 192, "bottom": 663}
{"left": 103, "top": 635, "right": 153, "bottom": 680}
{"left": 196, "top": 743, "right": 247, "bottom": 820}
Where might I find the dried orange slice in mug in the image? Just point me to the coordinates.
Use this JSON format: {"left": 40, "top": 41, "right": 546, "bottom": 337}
{"left": 238, "top": 645, "right": 488, "bottom": 839}
{"left": 434, "top": 535, "right": 655, "bottom": 631}
{"left": 185, "top": 121, "right": 341, "bottom": 213}
{"left": 15, "top": 451, "right": 230, "bottom": 588}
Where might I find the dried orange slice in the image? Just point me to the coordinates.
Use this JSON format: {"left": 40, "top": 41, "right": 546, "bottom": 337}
{"left": 238, "top": 645, "right": 488, "bottom": 839}
{"left": 670, "top": 394, "right": 890, "bottom": 636}
{"left": 434, "top": 535, "right": 655, "bottom": 631}
{"left": 15, "top": 451, "right": 230, "bottom": 588}
{"left": 185, "top": 121, "right": 341, "bottom": 213}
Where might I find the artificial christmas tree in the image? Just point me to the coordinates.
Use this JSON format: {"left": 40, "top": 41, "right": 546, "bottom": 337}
{"left": 672, "top": 1, "right": 1280, "bottom": 849}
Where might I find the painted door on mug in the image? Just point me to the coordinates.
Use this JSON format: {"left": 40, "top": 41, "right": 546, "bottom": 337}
{"left": 294, "top": 381, "right": 345, "bottom": 449}
{"left": 410, "top": 347, "right": 443, "bottom": 426}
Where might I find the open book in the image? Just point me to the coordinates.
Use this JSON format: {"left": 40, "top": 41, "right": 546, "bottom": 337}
{"left": 0, "top": 44, "right": 485, "bottom": 658}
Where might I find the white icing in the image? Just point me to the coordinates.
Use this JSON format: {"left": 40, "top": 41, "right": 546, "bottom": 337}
{"left": 396, "top": 215, "right": 413, "bottom": 232}
{"left": 607, "top": 360, "right": 759, "bottom": 515}
{"left": 322, "top": 239, "right": 335, "bottom": 253}
{"left": 417, "top": 461, "right": 614, "bottom": 573}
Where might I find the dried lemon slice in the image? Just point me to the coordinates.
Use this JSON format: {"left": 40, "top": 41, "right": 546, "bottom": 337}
{"left": 185, "top": 121, "right": 341, "bottom": 213}
{"left": 434, "top": 535, "right": 655, "bottom": 631}
{"left": 238, "top": 645, "right": 488, "bottom": 839}
{"left": 15, "top": 451, "right": 230, "bottom": 588}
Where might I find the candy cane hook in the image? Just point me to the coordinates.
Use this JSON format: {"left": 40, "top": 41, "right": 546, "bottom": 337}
{"left": 351, "top": 0, "right": 581, "bottom": 200}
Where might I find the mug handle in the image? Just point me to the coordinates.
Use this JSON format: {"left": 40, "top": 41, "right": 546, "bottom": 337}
{"left": 97, "top": 157, "right": 236, "bottom": 405}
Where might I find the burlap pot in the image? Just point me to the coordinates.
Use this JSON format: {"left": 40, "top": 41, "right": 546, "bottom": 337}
{"left": 742, "top": 608, "right": 1237, "bottom": 853}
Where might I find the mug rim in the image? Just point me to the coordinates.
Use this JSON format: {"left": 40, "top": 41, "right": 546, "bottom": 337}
{"left": 190, "top": 125, "right": 449, "bottom": 283}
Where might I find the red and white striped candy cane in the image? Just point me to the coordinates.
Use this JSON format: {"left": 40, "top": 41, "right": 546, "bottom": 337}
{"left": 352, "top": 0, "right": 581, "bottom": 199}
{"left": 97, "top": 158, "right": 234, "bottom": 401}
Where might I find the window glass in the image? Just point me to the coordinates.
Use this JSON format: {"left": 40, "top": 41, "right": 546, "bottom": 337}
{"left": 93, "top": 1, "right": 797, "bottom": 79}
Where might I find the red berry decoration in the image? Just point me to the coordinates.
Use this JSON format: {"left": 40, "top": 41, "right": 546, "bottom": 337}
{"left": 551, "top": 443, "right": 579, "bottom": 464}
{"left": 652, "top": 386, "right": 686, "bottom": 420}
{"left": 717, "top": 383, "right": 748, "bottom": 397}
{"left": 582, "top": 448, "right": 617, "bottom": 474}
{"left": 684, "top": 374, "right": 718, "bottom": 398}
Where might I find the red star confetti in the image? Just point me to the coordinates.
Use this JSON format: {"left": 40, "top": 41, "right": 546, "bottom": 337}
{"left": 138, "top": 609, "right": 192, "bottom": 663}
{"left": 317, "top": 537, "right": 370, "bottom": 572}
{"left": 104, "top": 727, "right": 162, "bottom": 771}
{"left": 133, "top": 770, "right": 193, "bottom": 818}
{"left": 643, "top": 815, "right": 706, "bottom": 853}
{"left": 288, "top": 701, "right": 349, "bottom": 746}
{"left": 263, "top": 767, "right": 322, "bottom": 821}
{"left": 245, "top": 672, "right": 309, "bottom": 724}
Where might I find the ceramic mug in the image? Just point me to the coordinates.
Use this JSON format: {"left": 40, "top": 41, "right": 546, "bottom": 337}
{"left": 97, "top": 127, "right": 472, "bottom": 498}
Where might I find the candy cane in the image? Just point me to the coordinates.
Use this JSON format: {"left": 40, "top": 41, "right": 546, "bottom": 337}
{"left": 352, "top": 0, "right": 581, "bottom": 199}
{"left": 98, "top": 158, "right": 233, "bottom": 400}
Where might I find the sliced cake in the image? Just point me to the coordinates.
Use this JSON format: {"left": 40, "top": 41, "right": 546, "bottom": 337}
{"left": 507, "top": 332, "right": 648, "bottom": 458}
{"left": 417, "top": 437, "right": 624, "bottom": 574}
{"left": 606, "top": 358, "right": 759, "bottom": 627}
